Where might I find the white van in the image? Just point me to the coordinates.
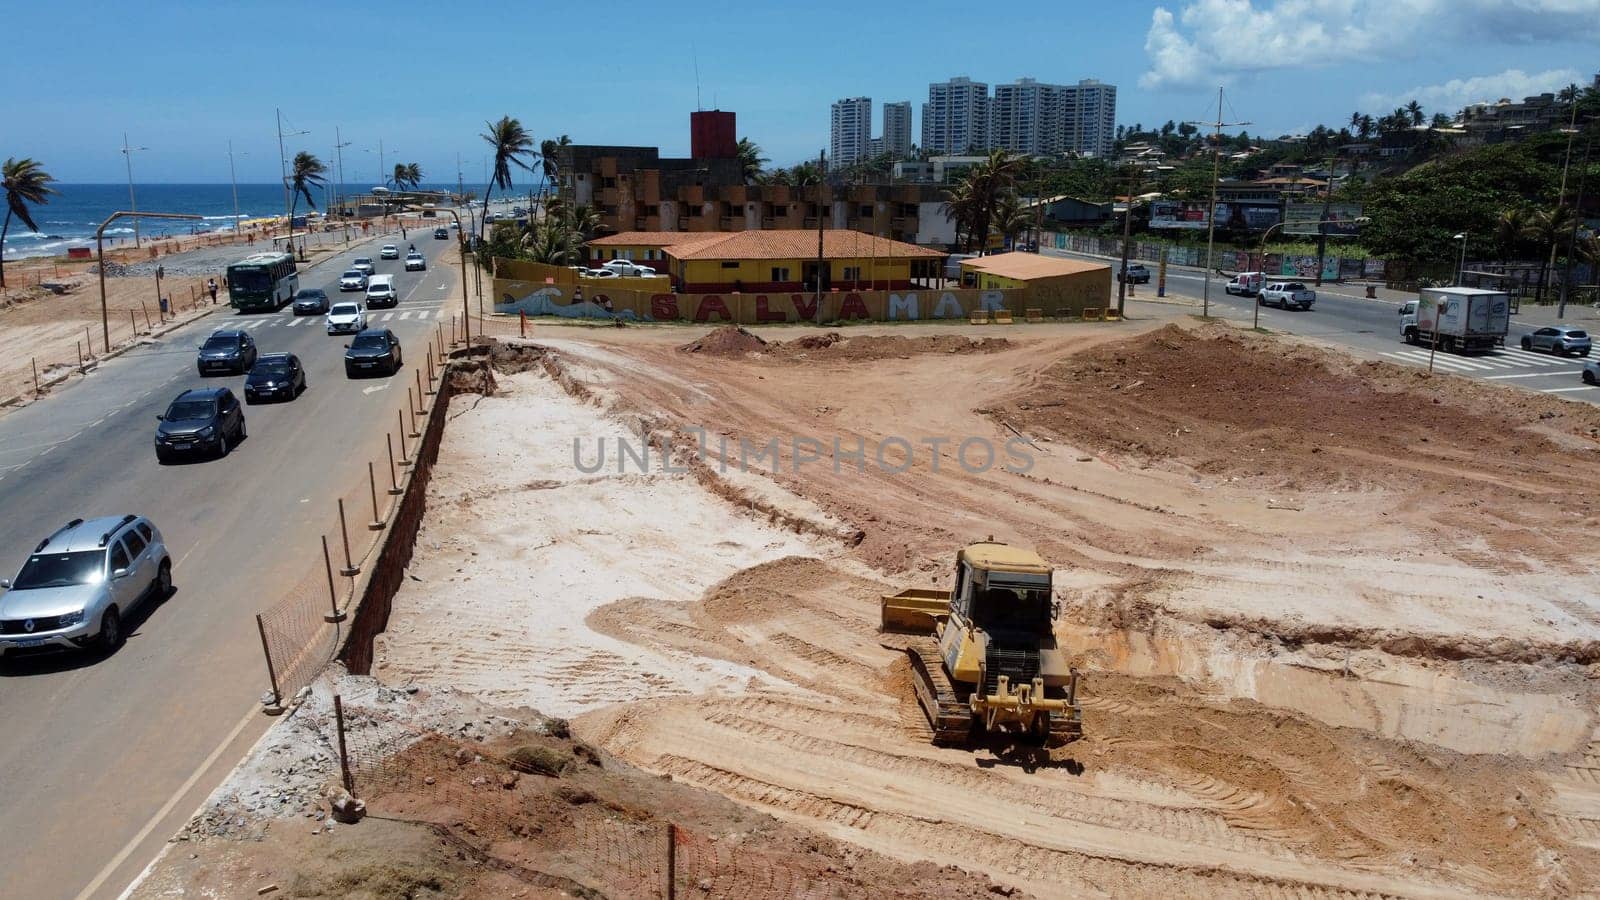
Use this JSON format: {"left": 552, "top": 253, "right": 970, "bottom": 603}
{"left": 365, "top": 274, "right": 397, "bottom": 309}
{"left": 1224, "top": 271, "right": 1265, "bottom": 296}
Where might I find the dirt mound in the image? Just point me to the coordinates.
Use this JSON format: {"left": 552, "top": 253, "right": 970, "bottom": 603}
{"left": 1001, "top": 323, "right": 1600, "bottom": 489}
{"left": 679, "top": 324, "right": 768, "bottom": 356}
{"left": 770, "top": 332, "right": 1010, "bottom": 361}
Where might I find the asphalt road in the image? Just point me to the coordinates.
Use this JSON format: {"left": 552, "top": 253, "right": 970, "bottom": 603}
{"left": 0, "top": 226, "right": 468, "bottom": 900}
{"left": 1051, "top": 249, "right": 1599, "bottom": 404}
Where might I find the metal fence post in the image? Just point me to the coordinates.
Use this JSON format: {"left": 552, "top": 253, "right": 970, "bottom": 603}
{"left": 337, "top": 499, "right": 360, "bottom": 576}
{"left": 322, "top": 535, "right": 347, "bottom": 622}
{"left": 334, "top": 694, "right": 355, "bottom": 796}
{"left": 368, "top": 462, "right": 385, "bottom": 530}
{"left": 255, "top": 614, "right": 285, "bottom": 714}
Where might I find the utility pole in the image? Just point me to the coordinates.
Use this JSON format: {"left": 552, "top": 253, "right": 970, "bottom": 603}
{"left": 227, "top": 140, "right": 243, "bottom": 244}
{"left": 1116, "top": 166, "right": 1140, "bottom": 317}
{"left": 276, "top": 108, "right": 289, "bottom": 224}
{"left": 335, "top": 126, "right": 350, "bottom": 217}
{"left": 120, "top": 134, "right": 147, "bottom": 248}
{"left": 1186, "top": 88, "right": 1249, "bottom": 317}
{"left": 1314, "top": 154, "right": 1337, "bottom": 286}
{"left": 815, "top": 149, "right": 826, "bottom": 324}
{"left": 1558, "top": 126, "right": 1593, "bottom": 320}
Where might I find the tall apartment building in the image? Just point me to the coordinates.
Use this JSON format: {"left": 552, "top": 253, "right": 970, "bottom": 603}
{"left": 992, "top": 78, "right": 1069, "bottom": 155}
{"left": 830, "top": 96, "right": 873, "bottom": 167}
{"left": 882, "top": 101, "right": 913, "bottom": 159}
{"left": 1067, "top": 78, "right": 1117, "bottom": 158}
{"left": 921, "top": 76, "right": 990, "bottom": 155}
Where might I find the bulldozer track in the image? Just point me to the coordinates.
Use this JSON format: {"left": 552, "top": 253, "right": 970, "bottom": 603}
{"left": 904, "top": 637, "right": 975, "bottom": 745}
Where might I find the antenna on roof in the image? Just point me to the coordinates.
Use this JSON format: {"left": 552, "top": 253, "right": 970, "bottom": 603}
{"left": 692, "top": 43, "right": 702, "bottom": 112}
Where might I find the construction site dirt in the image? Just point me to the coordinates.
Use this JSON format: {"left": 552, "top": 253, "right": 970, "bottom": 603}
{"left": 165, "top": 318, "right": 1600, "bottom": 898}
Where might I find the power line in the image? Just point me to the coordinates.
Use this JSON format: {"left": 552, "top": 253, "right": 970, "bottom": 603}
{"left": 1184, "top": 87, "right": 1250, "bottom": 317}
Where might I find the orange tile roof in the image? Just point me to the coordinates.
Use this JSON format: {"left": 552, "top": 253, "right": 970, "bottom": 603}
{"left": 667, "top": 230, "right": 945, "bottom": 261}
{"left": 960, "top": 252, "right": 1108, "bottom": 281}
{"left": 587, "top": 231, "right": 712, "bottom": 247}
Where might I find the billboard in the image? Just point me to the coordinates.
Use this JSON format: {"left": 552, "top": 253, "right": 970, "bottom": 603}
{"left": 1283, "top": 202, "right": 1363, "bottom": 236}
{"left": 1149, "top": 200, "right": 1211, "bottom": 229}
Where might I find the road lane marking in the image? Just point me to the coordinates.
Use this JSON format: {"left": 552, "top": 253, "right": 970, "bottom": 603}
{"left": 1485, "top": 370, "right": 1584, "bottom": 379}
{"left": 75, "top": 704, "right": 260, "bottom": 900}
{"left": 361, "top": 384, "right": 389, "bottom": 394}
{"left": 399, "top": 311, "right": 414, "bottom": 320}
{"left": 1543, "top": 385, "right": 1596, "bottom": 393}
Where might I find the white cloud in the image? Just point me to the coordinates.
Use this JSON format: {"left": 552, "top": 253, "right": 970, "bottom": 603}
{"left": 1362, "top": 67, "right": 1584, "bottom": 113}
{"left": 1141, "top": 0, "right": 1600, "bottom": 90}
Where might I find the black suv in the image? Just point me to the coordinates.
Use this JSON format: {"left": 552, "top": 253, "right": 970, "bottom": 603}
{"left": 344, "top": 329, "right": 403, "bottom": 377}
{"left": 292, "top": 288, "right": 329, "bottom": 315}
{"left": 154, "top": 387, "right": 246, "bottom": 462}
{"left": 196, "top": 330, "right": 257, "bottom": 375}
{"left": 433, "top": 227, "right": 449, "bottom": 240}
{"left": 244, "top": 352, "right": 307, "bottom": 403}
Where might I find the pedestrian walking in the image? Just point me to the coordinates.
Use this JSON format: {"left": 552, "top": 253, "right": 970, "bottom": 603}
{"left": 207, "top": 278, "right": 219, "bottom": 304}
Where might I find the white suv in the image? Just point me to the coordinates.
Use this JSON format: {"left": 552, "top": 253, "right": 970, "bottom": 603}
{"left": 0, "top": 516, "right": 171, "bottom": 656}
{"left": 326, "top": 301, "right": 367, "bottom": 335}
{"left": 365, "top": 274, "right": 397, "bottom": 309}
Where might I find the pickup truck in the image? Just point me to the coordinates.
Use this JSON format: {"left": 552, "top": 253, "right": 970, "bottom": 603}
{"left": 1258, "top": 281, "right": 1316, "bottom": 310}
{"left": 1399, "top": 287, "right": 1509, "bottom": 353}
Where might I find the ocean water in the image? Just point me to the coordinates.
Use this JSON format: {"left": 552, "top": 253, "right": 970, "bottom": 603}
{"left": 1, "top": 181, "right": 521, "bottom": 260}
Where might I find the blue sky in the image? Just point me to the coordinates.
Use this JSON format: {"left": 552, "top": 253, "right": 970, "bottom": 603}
{"left": 7, "top": 0, "right": 1598, "bottom": 183}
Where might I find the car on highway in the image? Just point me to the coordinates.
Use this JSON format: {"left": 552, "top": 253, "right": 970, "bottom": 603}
{"left": 1584, "top": 357, "right": 1600, "bottom": 385}
{"left": 1520, "top": 325, "right": 1591, "bottom": 357}
{"left": 1225, "top": 272, "right": 1266, "bottom": 296}
{"left": 343, "top": 328, "right": 403, "bottom": 377}
{"left": 352, "top": 257, "right": 376, "bottom": 276}
{"left": 433, "top": 227, "right": 449, "bottom": 240}
{"left": 0, "top": 515, "right": 171, "bottom": 657}
{"left": 339, "top": 269, "right": 368, "bottom": 292}
{"left": 405, "top": 251, "right": 427, "bottom": 271}
{"left": 449, "top": 220, "right": 460, "bottom": 229}
{"left": 196, "top": 329, "right": 257, "bottom": 375}
{"left": 243, "top": 353, "right": 306, "bottom": 403}
{"left": 326, "top": 301, "right": 367, "bottom": 335}
{"left": 1258, "top": 281, "right": 1316, "bottom": 310}
{"left": 365, "top": 274, "right": 398, "bottom": 309}
{"left": 291, "top": 288, "right": 329, "bottom": 315}
{"left": 1117, "top": 263, "right": 1150, "bottom": 284}
{"left": 380, "top": 244, "right": 400, "bottom": 260}
{"left": 154, "top": 387, "right": 246, "bottom": 461}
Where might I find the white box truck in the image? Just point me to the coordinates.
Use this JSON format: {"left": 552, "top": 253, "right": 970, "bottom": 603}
{"left": 1398, "top": 287, "right": 1510, "bottom": 353}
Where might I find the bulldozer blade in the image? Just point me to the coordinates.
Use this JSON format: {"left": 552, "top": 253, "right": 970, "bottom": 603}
{"left": 880, "top": 589, "right": 949, "bottom": 634}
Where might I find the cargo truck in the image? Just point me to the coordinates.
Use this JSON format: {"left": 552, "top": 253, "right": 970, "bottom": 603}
{"left": 1398, "top": 287, "right": 1510, "bottom": 353}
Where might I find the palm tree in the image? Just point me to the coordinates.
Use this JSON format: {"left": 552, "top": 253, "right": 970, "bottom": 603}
{"left": 1493, "top": 206, "right": 1530, "bottom": 263}
{"left": 284, "top": 151, "right": 327, "bottom": 257}
{"left": 1349, "top": 111, "right": 1363, "bottom": 133}
{"left": 1357, "top": 114, "right": 1375, "bottom": 141}
{"left": 1429, "top": 112, "right": 1452, "bottom": 129}
{"left": 940, "top": 179, "right": 978, "bottom": 252}
{"left": 965, "top": 150, "right": 1026, "bottom": 254}
{"left": 1, "top": 157, "right": 57, "bottom": 289}
{"left": 736, "top": 138, "right": 767, "bottom": 184}
{"left": 1405, "top": 101, "right": 1424, "bottom": 127}
{"left": 391, "top": 163, "right": 422, "bottom": 191}
{"left": 522, "top": 220, "right": 572, "bottom": 265}
{"left": 991, "top": 192, "right": 1030, "bottom": 249}
{"left": 480, "top": 116, "right": 536, "bottom": 241}
{"left": 1522, "top": 205, "right": 1579, "bottom": 302}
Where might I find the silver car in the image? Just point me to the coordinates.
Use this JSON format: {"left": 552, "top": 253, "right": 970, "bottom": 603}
{"left": 1520, "top": 326, "right": 1591, "bottom": 357}
{"left": 0, "top": 516, "right": 171, "bottom": 656}
{"left": 1583, "top": 357, "right": 1600, "bottom": 386}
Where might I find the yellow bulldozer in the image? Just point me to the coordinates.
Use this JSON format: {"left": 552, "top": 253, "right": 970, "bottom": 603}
{"left": 881, "top": 540, "right": 1082, "bottom": 746}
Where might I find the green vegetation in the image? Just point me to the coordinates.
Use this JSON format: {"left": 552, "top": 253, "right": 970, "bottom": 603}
{"left": 737, "top": 137, "right": 767, "bottom": 184}
{"left": 390, "top": 162, "right": 422, "bottom": 191}
{"left": 1, "top": 156, "right": 57, "bottom": 288}
{"left": 285, "top": 151, "right": 327, "bottom": 252}
{"left": 480, "top": 116, "right": 536, "bottom": 240}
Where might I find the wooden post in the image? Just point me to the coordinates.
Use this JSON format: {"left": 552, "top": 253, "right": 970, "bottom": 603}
{"left": 337, "top": 499, "right": 359, "bottom": 576}
{"left": 140, "top": 301, "right": 152, "bottom": 330}
{"left": 130, "top": 310, "right": 138, "bottom": 338}
{"left": 255, "top": 614, "right": 285, "bottom": 714}
{"left": 520, "top": 309, "right": 526, "bottom": 337}
{"left": 663, "top": 823, "right": 676, "bottom": 900}
{"left": 85, "top": 326, "right": 94, "bottom": 357}
{"left": 415, "top": 368, "right": 426, "bottom": 410}
{"left": 386, "top": 434, "right": 404, "bottom": 495}
{"left": 426, "top": 353, "right": 437, "bottom": 394}
{"left": 368, "top": 462, "right": 385, "bottom": 530}
{"left": 334, "top": 695, "right": 355, "bottom": 796}
{"left": 407, "top": 388, "right": 421, "bottom": 438}
{"left": 397, "top": 411, "right": 412, "bottom": 466}
{"left": 322, "top": 535, "right": 347, "bottom": 622}
{"left": 32, "top": 358, "right": 41, "bottom": 397}
{"left": 77, "top": 341, "right": 85, "bottom": 372}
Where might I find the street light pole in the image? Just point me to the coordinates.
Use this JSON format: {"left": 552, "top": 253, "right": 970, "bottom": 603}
{"left": 335, "top": 126, "right": 351, "bottom": 217}
{"left": 1116, "top": 166, "right": 1139, "bottom": 317}
{"left": 1186, "top": 87, "right": 1250, "bottom": 318}
{"left": 96, "top": 212, "right": 202, "bottom": 350}
{"left": 275, "top": 108, "right": 310, "bottom": 228}
{"left": 227, "top": 141, "right": 245, "bottom": 244}
{"left": 1454, "top": 232, "right": 1468, "bottom": 286}
{"left": 1557, "top": 126, "right": 1593, "bottom": 320}
{"left": 120, "top": 134, "right": 148, "bottom": 249}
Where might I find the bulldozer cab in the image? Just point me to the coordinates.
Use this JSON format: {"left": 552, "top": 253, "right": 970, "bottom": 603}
{"left": 952, "top": 543, "right": 1054, "bottom": 638}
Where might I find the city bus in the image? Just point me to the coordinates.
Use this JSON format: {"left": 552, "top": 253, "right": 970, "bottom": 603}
{"left": 226, "top": 251, "right": 299, "bottom": 312}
